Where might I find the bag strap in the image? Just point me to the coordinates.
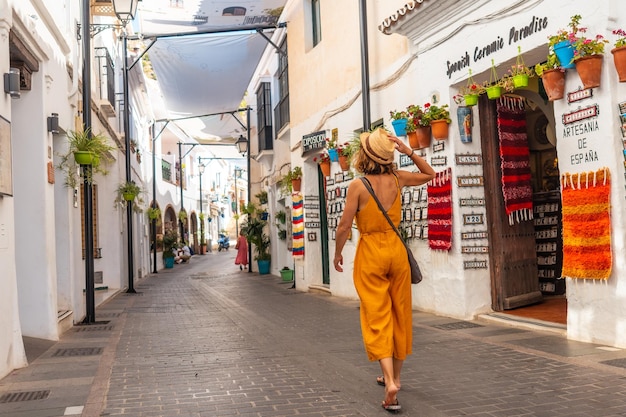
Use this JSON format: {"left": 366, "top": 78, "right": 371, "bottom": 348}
{"left": 360, "top": 177, "right": 407, "bottom": 247}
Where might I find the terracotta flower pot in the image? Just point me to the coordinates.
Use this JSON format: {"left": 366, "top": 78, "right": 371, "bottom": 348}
{"left": 319, "top": 160, "right": 331, "bottom": 177}
{"left": 338, "top": 155, "right": 350, "bottom": 171}
{"left": 291, "top": 178, "right": 302, "bottom": 192}
{"left": 574, "top": 54, "right": 603, "bottom": 89}
{"left": 611, "top": 46, "right": 626, "bottom": 82}
{"left": 540, "top": 69, "right": 565, "bottom": 101}
{"left": 408, "top": 126, "right": 431, "bottom": 149}
{"left": 430, "top": 120, "right": 449, "bottom": 140}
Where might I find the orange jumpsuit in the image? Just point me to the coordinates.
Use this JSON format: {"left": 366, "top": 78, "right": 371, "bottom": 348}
{"left": 354, "top": 180, "right": 413, "bottom": 362}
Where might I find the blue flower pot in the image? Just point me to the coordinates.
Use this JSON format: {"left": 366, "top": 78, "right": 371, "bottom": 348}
{"left": 391, "top": 118, "right": 408, "bottom": 136}
{"left": 554, "top": 40, "right": 576, "bottom": 69}
{"left": 257, "top": 259, "right": 271, "bottom": 275}
{"left": 327, "top": 148, "right": 339, "bottom": 162}
{"left": 164, "top": 257, "right": 175, "bottom": 268}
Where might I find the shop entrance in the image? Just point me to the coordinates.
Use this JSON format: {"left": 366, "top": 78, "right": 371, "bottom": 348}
{"left": 479, "top": 92, "right": 566, "bottom": 324}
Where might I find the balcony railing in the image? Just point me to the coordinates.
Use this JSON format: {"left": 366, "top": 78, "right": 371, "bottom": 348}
{"left": 162, "top": 160, "right": 172, "bottom": 182}
{"left": 94, "top": 47, "right": 116, "bottom": 117}
{"left": 274, "top": 94, "right": 290, "bottom": 133}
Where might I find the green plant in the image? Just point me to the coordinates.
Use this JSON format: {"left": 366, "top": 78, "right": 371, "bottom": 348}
{"left": 424, "top": 103, "right": 451, "bottom": 124}
{"left": 389, "top": 109, "right": 408, "bottom": 120}
{"left": 115, "top": 181, "right": 143, "bottom": 206}
{"left": 281, "top": 166, "right": 303, "bottom": 194}
{"left": 178, "top": 210, "right": 187, "bottom": 221}
{"left": 241, "top": 202, "right": 271, "bottom": 261}
{"left": 57, "top": 127, "right": 116, "bottom": 187}
{"left": 613, "top": 29, "right": 626, "bottom": 48}
{"left": 325, "top": 135, "right": 338, "bottom": 149}
{"left": 535, "top": 52, "right": 562, "bottom": 76}
{"left": 548, "top": 14, "right": 582, "bottom": 47}
{"left": 405, "top": 104, "right": 429, "bottom": 131}
{"left": 508, "top": 47, "right": 534, "bottom": 77}
{"left": 147, "top": 207, "right": 161, "bottom": 220}
{"left": 255, "top": 190, "right": 268, "bottom": 204}
{"left": 572, "top": 32, "right": 609, "bottom": 60}
{"left": 275, "top": 210, "right": 287, "bottom": 224}
{"left": 340, "top": 136, "right": 361, "bottom": 161}
{"left": 162, "top": 229, "right": 178, "bottom": 259}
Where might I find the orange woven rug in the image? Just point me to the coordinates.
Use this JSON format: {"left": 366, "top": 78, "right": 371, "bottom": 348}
{"left": 561, "top": 168, "right": 612, "bottom": 280}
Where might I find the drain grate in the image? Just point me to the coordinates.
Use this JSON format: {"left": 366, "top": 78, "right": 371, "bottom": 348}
{"left": 97, "top": 312, "right": 121, "bottom": 318}
{"left": 52, "top": 347, "right": 102, "bottom": 357}
{"left": 74, "top": 325, "right": 113, "bottom": 332}
{"left": 0, "top": 390, "right": 50, "bottom": 403}
{"left": 432, "top": 321, "right": 484, "bottom": 330}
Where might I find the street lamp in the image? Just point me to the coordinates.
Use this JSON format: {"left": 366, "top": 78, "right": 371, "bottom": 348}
{"left": 114, "top": 0, "right": 140, "bottom": 295}
{"left": 234, "top": 167, "right": 242, "bottom": 237}
{"left": 235, "top": 134, "right": 248, "bottom": 155}
{"left": 198, "top": 162, "right": 205, "bottom": 254}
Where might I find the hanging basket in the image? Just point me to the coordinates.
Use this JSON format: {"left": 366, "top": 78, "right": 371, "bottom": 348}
{"left": 123, "top": 192, "right": 135, "bottom": 201}
{"left": 540, "top": 69, "right": 566, "bottom": 101}
{"left": 574, "top": 54, "right": 603, "bottom": 89}
{"left": 391, "top": 118, "right": 408, "bottom": 136}
{"left": 611, "top": 46, "right": 626, "bottom": 82}
{"left": 512, "top": 74, "right": 529, "bottom": 88}
{"left": 74, "top": 151, "right": 96, "bottom": 165}
{"left": 430, "top": 120, "right": 449, "bottom": 140}
{"left": 464, "top": 94, "right": 479, "bottom": 106}
{"left": 486, "top": 86, "right": 503, "bottom": 99}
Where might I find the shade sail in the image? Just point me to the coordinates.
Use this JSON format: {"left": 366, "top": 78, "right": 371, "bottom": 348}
{"left": 135, "top": 0, "right": 286, "bottom": 142}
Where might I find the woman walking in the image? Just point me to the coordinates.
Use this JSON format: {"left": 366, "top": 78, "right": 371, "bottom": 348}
{"left": 234, "top": 230, "right": 248, "bottom": 270}
{"left": 333, "top": 127, "right": 435, "bottom": 411}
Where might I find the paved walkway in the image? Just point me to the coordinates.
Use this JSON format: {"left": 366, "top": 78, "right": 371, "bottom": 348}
{"left": 2, "top": 252, "right": 626, "bottom": 417}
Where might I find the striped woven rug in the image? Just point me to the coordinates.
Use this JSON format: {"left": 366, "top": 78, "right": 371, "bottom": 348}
{"left": 561, "top": 168, "right": 612, "bottom": 280}
{"left": 427, "top": 168, "right": 452, "bottom": 251}
{"left": 292, "top": 193, "right": 304, "bottom": 258}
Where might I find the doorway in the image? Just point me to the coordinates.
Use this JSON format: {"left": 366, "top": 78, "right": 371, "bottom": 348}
{"left": 480, "top": 93, "right": 566, "bottom": 325}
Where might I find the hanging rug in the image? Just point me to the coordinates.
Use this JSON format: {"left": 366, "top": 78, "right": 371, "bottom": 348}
{"left": 427, "top": 168, "right": 452, "bottom": 251}
{"left": 496, "top": 97, "right": 533, "bottom": 225}
{"left": 561, "top": 168, "right": 612, "bottom": 280}
{"left": 292, "top": 192, "right": 304, "bottom": 258}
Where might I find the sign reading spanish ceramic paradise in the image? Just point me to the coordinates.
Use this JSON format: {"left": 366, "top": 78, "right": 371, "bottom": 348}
{"left": 446, "top": 15, "right": 549, "bottom": 79}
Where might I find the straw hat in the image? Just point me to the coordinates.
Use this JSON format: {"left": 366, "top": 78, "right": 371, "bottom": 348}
{"left": 360, "top": 127, "right": 395, "bottom": 165}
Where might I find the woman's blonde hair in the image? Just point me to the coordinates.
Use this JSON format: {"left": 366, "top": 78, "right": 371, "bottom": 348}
{"left": 353, "top": 147, "right": 395, "bottom": 175}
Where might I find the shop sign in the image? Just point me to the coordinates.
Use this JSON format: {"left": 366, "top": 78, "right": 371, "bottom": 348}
{"left": 305, "top": 222, "right": 320, "bottom": 228}
{"left": 461, "top": 246, "right": 489, "bottom": 254}
{"left": 431, "top": 156, "right": 447, "bottom": 166}
{"left": 302, "top": 130, "right": 327, "bottom": 154}
{"left": 567, "top": 89, "right": 592, "bottom": 103}
{"left": 562, "top": 105, "right": 599, "bottom": 125}
{"left": 463, "top": 213, "right": 484, "bottom": 225}
{"left": 455, "top": 154, "right": 482, "bottom": 165}
{"left": 460, "top": 197, "right": 485, "bottom": 207}
{"left": 461, "top": 230, "right": 488, "bottom": 240}
{"left": 457, "top": 176, "right": 484, "bottom": 187}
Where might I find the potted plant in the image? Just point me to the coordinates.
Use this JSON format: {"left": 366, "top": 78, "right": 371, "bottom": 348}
{"left": 115, "top": 181, "right": 142, "bottom": 206}
{"left": 147, "top": 206, "right": 161, "bottom": 221}
{"left": 57, "top": 127, "right": 115, "bottom": 187}
{"left": 548, "top": 14, "right": 582, "bottom": 69}
{"left": 406, "top": 104, "right": 431, "bottom": 149}
{"left": 337, "top": 141, "right": 351, "bottom": 171}
{"left": 325, "top": 136, "right": 339, "bottom": 162}
{"left": 313, "top": 152, "right": 331, "bottom": 177}
{"left": 424, "top": 103, "right": 451, "bottom": 140}
{"left": 255, "top": 190, "right": 268, "bottom": 204}
{"left": 178, "top": 210, "right": 187, "bottom": 222}
{"left": 455, "top": 69, "right": 485, "bottom": 106}
{"left": 611, "top": 28, "right": 626, "bottom": 82}
{"left": 484, "top": 59, "right": 514, "bottom": 100}
{"left": 281, "top": 166, "right": 303, "bottom": 193}
{"left": 535, "top": 52, "right": 566, "bottom": 101}
{"left": 508, "top": 46, "right": 534, "bottom": 88}
{"left": 162, "top": 229, "right": 178, "bottom": 268}
{"left": 570, "top": 17, "right": 608, "bottom": 89}
{"left": 241, "top": 202, "right": 271, "bottom": 274}
{"left": 389, "top": 109, "right": 409, "bottom": 136}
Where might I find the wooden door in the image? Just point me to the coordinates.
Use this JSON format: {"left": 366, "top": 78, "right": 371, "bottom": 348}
{"left": 479, "top": 97, "right": 542, "bottom": 310}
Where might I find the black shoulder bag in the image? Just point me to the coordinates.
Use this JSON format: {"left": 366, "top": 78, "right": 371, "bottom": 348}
{"left": 360, "top": 177, "right": 423, "bottom": 284}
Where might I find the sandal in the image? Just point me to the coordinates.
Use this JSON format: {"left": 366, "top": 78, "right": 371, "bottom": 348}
{"left": 382, "top": 399, "right": 401, "bottom": 412}
{"left": 376, "top": 376, "right": 386, "bottom": 387}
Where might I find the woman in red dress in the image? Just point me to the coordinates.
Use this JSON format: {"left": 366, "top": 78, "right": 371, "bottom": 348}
{"left": 234, "top": 230, "right": 248, "bottom": 270}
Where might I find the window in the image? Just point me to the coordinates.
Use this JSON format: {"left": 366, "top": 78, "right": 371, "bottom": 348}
{"left": 223, "top": 7, "right": 246, "bottom": 16}
{"left": 274, "top": 39, "right": 289, "bottom": 132}
{"left": 256, "top": 82, "right": 273, "bottom": 151}
{"left": 81, "top": 184, "right": 101, "bottom": 259}
{"left": 312, "top": 0, "right": 322, "bottom": 47}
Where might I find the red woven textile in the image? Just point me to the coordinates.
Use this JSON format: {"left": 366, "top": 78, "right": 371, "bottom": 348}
{"left": 427, "top": 168, "right": 452, "bottom": 251}
{"left": 496, "top": 97, "right": 533, "bottom": 225}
